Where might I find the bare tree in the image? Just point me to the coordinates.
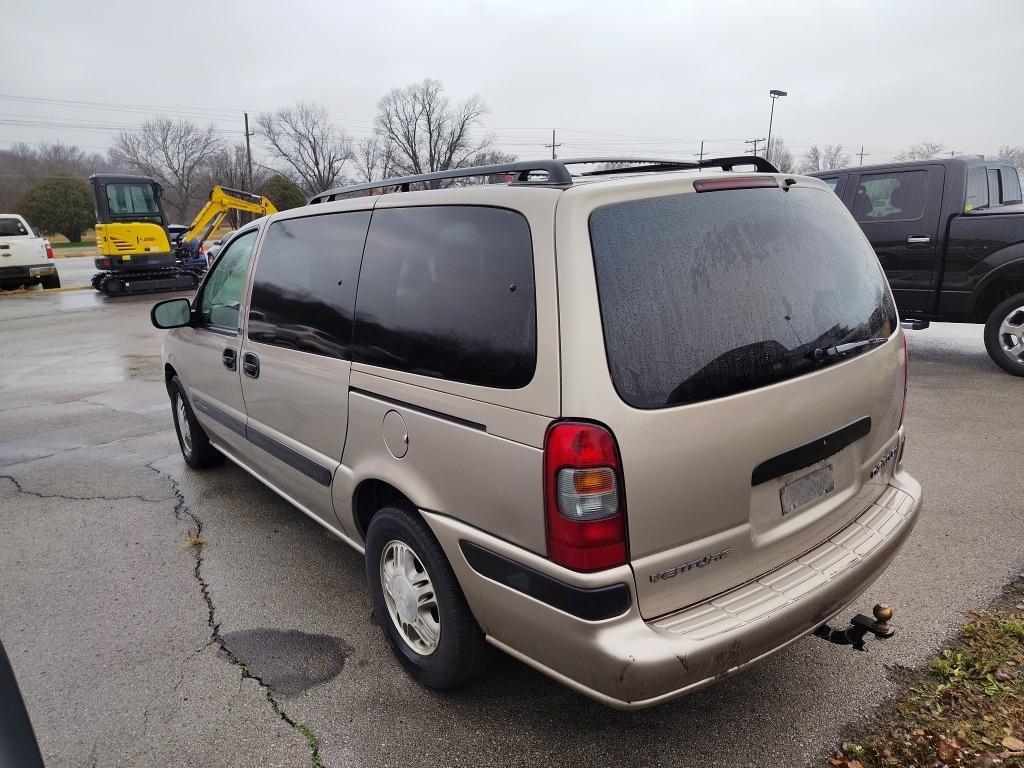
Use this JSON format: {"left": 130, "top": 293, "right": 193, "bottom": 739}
{"left": 374, "top": 79, "right": 493, "bottom": 184}
{"left": 200, "top": 144, "right": 271, "bottom": 227}
{"left": 353, "top": 136, "right": 398, "bottom": 183}
{"left": 998, "top": 145, "right": 1024, "bottom": 172}
{"left": 255, "top": 102, "right": 351, "bottom": 195}
{"left": 800, "top": 144, "right": 850, "bottom": 173}
{"left": 765, "top": 137, "right": 795, "bottom": 173}
{"left": 894, "top": 142, "right": 946, "bottom": 161}
{"left": 112, "top": 118, "right": 222, "bottom": 221}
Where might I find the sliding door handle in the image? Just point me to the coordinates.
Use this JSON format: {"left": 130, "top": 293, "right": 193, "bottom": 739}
{"left": 242, "top": 352, "right": 260, "bottom": 379}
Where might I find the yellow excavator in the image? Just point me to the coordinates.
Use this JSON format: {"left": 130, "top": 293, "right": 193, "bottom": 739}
{"left": 89, "top": 175, "right": 277, "bottom": 296}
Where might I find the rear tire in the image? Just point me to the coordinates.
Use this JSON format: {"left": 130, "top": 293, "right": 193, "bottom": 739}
{"left": 365, "top": 507, "right": 490, "bottom": 690}
{"left": 169, "top": 376, "right": 222, "bottom": 468}
{"left": 40, "top": 273, "right": 60, "bottom": 290}
{"left": 983, "top": 292, "right": 1024, "bottom": 376}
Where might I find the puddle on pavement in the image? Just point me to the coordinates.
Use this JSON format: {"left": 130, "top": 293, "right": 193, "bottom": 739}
{"left": 220, "top": 628, "right": 351, "bottom": 696}
{"left": 121, "top": 354, "right": 162, "bottom": 382}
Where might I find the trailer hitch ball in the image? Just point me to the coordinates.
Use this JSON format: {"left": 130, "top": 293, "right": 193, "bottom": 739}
{"left": 813, "top": 603, "right": 895, "bottom": 651}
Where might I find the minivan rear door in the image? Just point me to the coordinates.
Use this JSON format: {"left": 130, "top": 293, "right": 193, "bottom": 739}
{"left": 239, "top": 208, "right": 371, "bottom": 531}
{"left": 575, "top": 180, "right": 905, "bottom": 619}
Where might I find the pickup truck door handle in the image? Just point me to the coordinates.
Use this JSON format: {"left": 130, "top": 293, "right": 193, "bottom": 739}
{"left": 222, "top": 348, "right": 237, "bottom": 371}
{"left": 906, "top": 235, "right": 931, "bottom": 247}
{"left": 242, "top": 352, "right": 260, "bottom": 379}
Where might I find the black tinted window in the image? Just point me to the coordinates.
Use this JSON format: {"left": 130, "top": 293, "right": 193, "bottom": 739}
{"left": 247, "top": 211, "right": 371, "bottom": 359}
{"left": 966, "top": 166, "right": 989, "bottom": 211}
{"left": 1001, "top": 168, "right": 1023, "bottom": 203}
{"left": 353, "top": 206, "right": 536, "bottom": 388}
{"left": 854, "top": 171, "right": 927, "bottom": 221}
{"left": 0, "top": 217, "right": 28, "bottom": 236}
{"left": 589, "top": 187, "right": 897, "bottom": 409}
{"left": 988, "top": 169, "right": 1002, "bottom": 204}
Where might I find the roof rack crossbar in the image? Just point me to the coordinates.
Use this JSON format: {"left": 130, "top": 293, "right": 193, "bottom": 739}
{"left": 308, "top": 154, "right": 779, "bottom": 204}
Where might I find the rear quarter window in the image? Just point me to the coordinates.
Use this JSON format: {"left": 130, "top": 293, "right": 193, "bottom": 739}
{"left": 589, "top": 186, "right": 897, "bottom": 409}
{"left": 352, "top": 205, "right": 536, "bottom": 388}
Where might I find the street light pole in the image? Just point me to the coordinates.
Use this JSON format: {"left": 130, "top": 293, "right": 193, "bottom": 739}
{"left": 766, "top": 89, "right": 787, "bottom": 165}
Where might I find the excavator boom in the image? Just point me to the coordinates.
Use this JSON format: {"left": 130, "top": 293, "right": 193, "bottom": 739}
{"left": 178, "top": 186, "right": 278, "bottom": 257}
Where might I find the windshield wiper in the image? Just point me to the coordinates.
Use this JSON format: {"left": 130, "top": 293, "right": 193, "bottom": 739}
{"left": 810, "top": 337, "right": 888, "bottom": 362}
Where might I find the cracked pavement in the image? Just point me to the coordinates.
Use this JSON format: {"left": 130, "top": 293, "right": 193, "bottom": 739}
{"left": 1, "top": 287, "right": 1023, "bottom": 768}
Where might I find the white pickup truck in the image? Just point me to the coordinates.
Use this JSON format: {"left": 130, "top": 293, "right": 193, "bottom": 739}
{"left": 0, "top": 214, "right": 60, "bottom": 290}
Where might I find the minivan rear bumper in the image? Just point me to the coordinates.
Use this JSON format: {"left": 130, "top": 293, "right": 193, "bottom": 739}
{"left": 423, "top": 469, "right": 921, "bottom": 710}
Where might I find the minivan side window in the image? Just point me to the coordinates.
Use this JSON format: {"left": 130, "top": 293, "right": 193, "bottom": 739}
{"left": 853, "top": 171, "right": 927, "bottom": 222}
{"left": 353, "top": 206, "right": 536, "bottom": 388}
{"left": 247, "top": 211, "right": 371, "bottom": 359}
{"left": 966, "top": 166, "right": 989, "bottom": 211}
{"left": 199, "top": 229, "right": 258, "bottom": 331}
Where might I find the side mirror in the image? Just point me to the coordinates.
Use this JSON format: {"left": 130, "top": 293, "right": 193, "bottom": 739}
{"left": 151, "top": 298, "right": 192, "bottom": 329}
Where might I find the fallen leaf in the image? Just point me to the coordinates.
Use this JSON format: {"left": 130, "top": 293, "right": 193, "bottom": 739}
{"left": 937, "top": 738, "right": 959, "bottom": 762}
{"left": 1002, "top": 735, "right": 1024, "bottom": 752}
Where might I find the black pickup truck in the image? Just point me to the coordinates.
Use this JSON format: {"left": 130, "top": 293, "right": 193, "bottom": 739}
{"left": 812, "top": 156, "right": 1024, "bottom": 375}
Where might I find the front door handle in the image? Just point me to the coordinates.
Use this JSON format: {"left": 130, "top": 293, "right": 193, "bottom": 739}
{"left": 242, "top": 352, "right": 260, "bottom": 379}
{"left": 906, "top": 235, "right": 931, "bottom": 247}
{"left": 222, "top": 348, "right": 237, "bottom": 371}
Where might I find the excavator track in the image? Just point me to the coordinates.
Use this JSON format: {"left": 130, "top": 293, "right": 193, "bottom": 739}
{"left": 93, "top": 268, "right": 201, "bottom": 297}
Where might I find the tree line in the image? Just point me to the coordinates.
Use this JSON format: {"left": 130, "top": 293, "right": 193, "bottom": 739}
{"left": 4, "top": 77, "right": 1024, "bottom": 241}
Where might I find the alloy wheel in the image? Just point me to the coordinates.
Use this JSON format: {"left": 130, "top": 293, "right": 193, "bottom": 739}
{"left": 379, "top": 540, "right": 441, "bottom": 655}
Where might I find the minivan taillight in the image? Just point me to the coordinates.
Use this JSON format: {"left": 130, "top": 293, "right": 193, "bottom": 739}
{"left": 543, "top": 421, "right": 628, "bottom": 571}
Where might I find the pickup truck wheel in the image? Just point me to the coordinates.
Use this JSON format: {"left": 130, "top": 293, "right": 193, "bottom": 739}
{"left": 40, "top": 273, "right": 61, "bottom": 290}
{"left": 984, "top": 293, "right": 1024, "bottom": 376}
{"left": 365, "top": 507, "right": 491, "bottom": 690}
{"left": 169, "top": 376, "right": 222, "bottom": 468}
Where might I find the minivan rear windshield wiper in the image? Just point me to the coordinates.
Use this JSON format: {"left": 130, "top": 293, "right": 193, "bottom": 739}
{"left": 810, "top": 337, "right": 888, "bottom": 362}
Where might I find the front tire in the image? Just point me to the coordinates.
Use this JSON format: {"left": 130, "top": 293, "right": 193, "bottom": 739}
{"left": 365, "top": 507, "right": 490, "bottom": 690}
{"left": 983, "top": 293, "right": 1024, "bottom": 376}
{"left": 169, "top": 376, "right": 222, "bottom": 468}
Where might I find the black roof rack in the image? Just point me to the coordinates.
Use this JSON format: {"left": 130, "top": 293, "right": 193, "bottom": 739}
{"left": 308, "top": 155, "right": 778, "bottom": 204}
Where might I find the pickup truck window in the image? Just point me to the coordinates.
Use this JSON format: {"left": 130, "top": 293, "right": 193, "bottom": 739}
{"left": 0, "top": 217, "right": 29, "bottom": 237}
{"left": 854, "top": 171, "right": 927, "bottom": 222}
{"left": 987, "top": 169, "right": 1002, "bottom": 205}
{"left": 1002, "top": 168, "right": 1023, "bottom": 203}
{"left": 966, "top": 166, "right": 988, "bottom": 211}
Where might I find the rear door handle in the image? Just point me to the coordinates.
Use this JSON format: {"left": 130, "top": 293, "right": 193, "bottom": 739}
{"left": 906, "top": 235, "right": 931, "bottom": 247}
{"left": 222, "top": 348, "right": 237, "bottom": 371}
{"left": 242, "top": 352, "right": 260, "bottom": 379}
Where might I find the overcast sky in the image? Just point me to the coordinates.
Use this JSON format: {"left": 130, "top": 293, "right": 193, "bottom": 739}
{"left": 6, "top": 0, "right": 1024, "bottom": 166}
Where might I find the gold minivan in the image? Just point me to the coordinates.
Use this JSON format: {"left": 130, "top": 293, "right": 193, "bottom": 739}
{"left": 151, "top": 157, "right": 922, "bottom": 709}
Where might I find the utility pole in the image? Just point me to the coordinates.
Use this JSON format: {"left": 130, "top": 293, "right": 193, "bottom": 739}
{"left": 696, "top": 140, "right": 705, "bottom": 162}
{"left": 243, "top": 112, "right": 254, "bottom": 190}
{"left": 745, "top": 137, "right": 765, "bottom": 157}
{"left": 857, "top": 145, "right": 870, "bottom": 165}
{"left": 949, "top": 149, "right": 958, "bottom": 157}
{"left": 544, "top": 129, "right": 562, "bottom": 160}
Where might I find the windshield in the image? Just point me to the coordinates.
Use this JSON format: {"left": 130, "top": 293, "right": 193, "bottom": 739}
{"left": 105, "top": 182, "right": 163, "bottom": 222}
{"left": 588, "top": 185, "right": 897, "bottom": 409}
{"left": 0, "top": 217, "right": 29, "bottom": 237}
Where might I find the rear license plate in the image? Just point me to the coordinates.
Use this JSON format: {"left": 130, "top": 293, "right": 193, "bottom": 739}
{"left": 780, "top": 465, "right": 834, "bottom": 515}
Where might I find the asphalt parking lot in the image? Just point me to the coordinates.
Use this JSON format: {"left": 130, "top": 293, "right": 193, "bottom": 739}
{"left": 1, "top": 287, "right": 1022, "bottom": 768}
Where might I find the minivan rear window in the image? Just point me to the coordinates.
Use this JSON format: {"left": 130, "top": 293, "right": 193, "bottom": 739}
{"left": 589, "top": 186, "right": 897, "bottom": 409}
